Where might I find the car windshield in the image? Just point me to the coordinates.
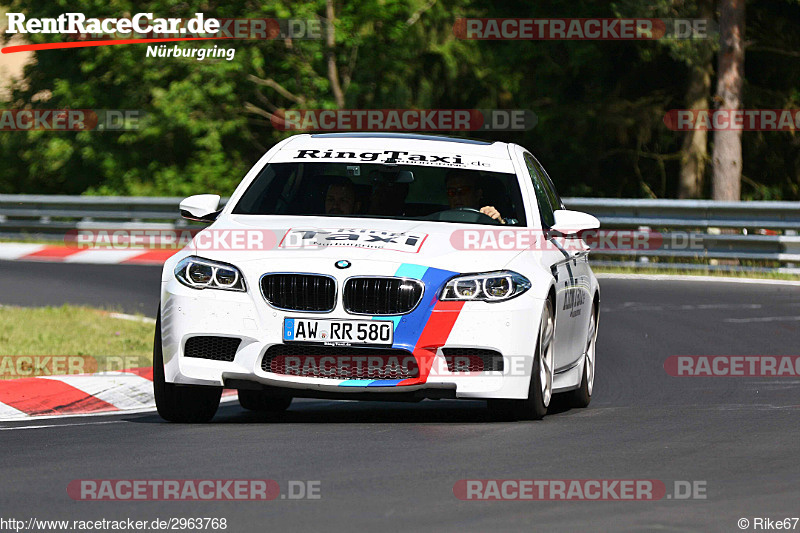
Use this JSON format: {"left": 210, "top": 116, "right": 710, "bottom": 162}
{"left": 232, "top": 162, "right": 526, "bottom": 225}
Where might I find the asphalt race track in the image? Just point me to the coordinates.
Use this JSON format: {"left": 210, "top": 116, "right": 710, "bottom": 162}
{"left": 1, "top": 260, "right": 798, "bottom": 532}
{"left": 0, "top": 260, "right": 161, "bottom": 315}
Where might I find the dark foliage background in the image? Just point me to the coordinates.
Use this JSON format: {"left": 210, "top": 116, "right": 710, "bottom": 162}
{"left": 1, "top": 0, "right": 798, "bottom": 199}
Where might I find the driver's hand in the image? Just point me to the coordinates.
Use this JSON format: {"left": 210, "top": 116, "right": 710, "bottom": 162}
{"left": 480, "top": 206, "right": 506, "bottom": 224}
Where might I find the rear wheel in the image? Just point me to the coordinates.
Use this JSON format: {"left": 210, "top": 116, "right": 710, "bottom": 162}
{"left": 568, "top": 301, "right": 597, "bottom": 408}
{"left": 488, "top": 299, "right": 554, "bottom": 421}
{"left": 238, "top": 390, "right": 292, "bottom": 412}
{"left": 153, "top": 310, "right": 222, "bottom": 423}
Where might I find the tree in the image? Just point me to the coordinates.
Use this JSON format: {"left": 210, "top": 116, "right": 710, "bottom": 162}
{"left": 2, "top": 0, "right": 800, "bottom": 200}
{"left": 711, "top": 0, "right": 745, "bottom": 200}
{"left": 613, "top": 0, "right": 716, "bottom": 199}
{"left": 677, "top": 0, "right": 714, "bottom": 199}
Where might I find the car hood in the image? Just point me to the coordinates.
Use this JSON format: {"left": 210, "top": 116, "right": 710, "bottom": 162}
{"left": 187, "top": 215, "right": 527, "bottom": 272}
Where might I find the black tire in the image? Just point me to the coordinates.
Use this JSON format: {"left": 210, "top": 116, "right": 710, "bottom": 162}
{"left": 238, "top": 390, "right": 292, "bottom": 412}
{"left": 568, "top": 301, "right": 597, "bottom": 409}
{"left": 153, "top": 310, "right": 222, "bottom": 423}
{"left": 488, "top": 299, "right": 554, "bottom": 421}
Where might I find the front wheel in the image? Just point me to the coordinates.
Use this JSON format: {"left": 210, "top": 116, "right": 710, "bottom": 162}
{"left": 153, "top": 310, "right": 222, "bottom": 423}
{"left": 488, "top": 299, "right": 554, "bottom": 420}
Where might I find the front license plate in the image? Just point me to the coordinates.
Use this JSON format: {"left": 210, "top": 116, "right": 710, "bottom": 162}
{"left": 283, "top": 318, "right": 394, "bottom": 345}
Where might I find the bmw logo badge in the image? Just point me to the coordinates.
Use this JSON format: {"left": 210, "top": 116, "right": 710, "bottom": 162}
{"left": 335, "top": 260, "right": 351, "bottom": 269}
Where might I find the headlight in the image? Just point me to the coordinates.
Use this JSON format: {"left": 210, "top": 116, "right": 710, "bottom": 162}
{"left": 440, "top": 271, "right": 530, "bottom": 302}
{"left": 175, "top": 256, "right": 246, "bottom": 292}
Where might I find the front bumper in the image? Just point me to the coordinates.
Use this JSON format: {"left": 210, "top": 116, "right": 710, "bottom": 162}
{"left": 160, "top": 260, "right": 544, "bottom": 400}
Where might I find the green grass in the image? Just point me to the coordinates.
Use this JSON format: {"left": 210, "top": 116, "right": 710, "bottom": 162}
{"left": 0, "top": 305, "right": 154, "bottom": 379}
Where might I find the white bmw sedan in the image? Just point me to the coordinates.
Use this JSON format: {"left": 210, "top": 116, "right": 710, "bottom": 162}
{"left": 155, "top": 133, "right": 600, "bottom": 422}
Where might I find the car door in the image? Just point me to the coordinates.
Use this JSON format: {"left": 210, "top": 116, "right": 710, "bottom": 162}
{"left": 530, "top": 154, "right": 593, "bottom": 369}
{"left": 516, "top": 150, "right": 576, "bottom": 372}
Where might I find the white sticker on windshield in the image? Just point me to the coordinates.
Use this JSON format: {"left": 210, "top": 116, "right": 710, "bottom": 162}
{"left": 280, "top": 228, "right": 428, "bottom": 253}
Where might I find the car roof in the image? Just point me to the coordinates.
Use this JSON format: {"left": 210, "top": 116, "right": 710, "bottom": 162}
{"left": 311, "top": 132, "right": 493, "bottom": 145}
{"left": 282, "top": 132, "right": 513, "bottom": 159}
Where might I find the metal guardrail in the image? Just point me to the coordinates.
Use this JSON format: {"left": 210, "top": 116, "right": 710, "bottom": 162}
{"left": 1, "top": 194, "right": 799, "bottom": 273}
{"left": 562, "top": 198, "right": 800, "bottom": 273}
{"left": 564, "top": 198, "right": 800, "bottom": 231}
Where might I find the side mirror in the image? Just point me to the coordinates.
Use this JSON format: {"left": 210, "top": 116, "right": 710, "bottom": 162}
{"left": 550, "top": 209, "right": 600, "bottom": 235}
{"left": 180, "top": 194, "right": 221, "bottom": 222}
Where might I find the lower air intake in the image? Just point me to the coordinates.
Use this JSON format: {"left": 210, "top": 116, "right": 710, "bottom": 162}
{"left": 441, "top": 348, "right": 504, "bottom": 372}
{"left": 184, "top": 336, "right": 242, "bottom": 362}
{"left": 262, "top": 345, "right": 419, "bottom": 380}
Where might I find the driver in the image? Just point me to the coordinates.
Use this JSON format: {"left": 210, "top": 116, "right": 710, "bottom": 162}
{"left": 445, "top": 170, "right": 506, "bottom": 224}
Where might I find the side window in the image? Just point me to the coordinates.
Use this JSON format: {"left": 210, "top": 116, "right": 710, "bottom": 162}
{"left": 532, "top": 157, "right": 564, "bottom": 211}
{"left": 523, "top": 152, "right": 555, "bottom": 227}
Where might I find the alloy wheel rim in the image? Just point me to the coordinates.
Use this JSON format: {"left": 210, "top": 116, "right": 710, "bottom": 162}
{"left": 539, "top": 303, "right": 554, "bottom": 406}
{"left": 586, "top": 309, "right": 597, "bottom": 395}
